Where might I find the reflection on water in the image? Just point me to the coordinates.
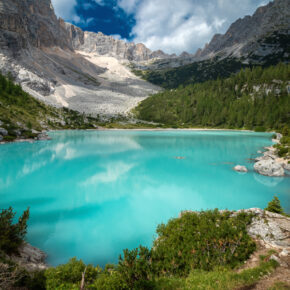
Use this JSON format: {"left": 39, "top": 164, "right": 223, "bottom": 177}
{"left": 0, "top": 130, "right": 289, "bottom": 266}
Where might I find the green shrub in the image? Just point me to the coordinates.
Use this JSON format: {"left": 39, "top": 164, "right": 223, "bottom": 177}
{"left": 265, "top": 196, "right": 284, "bottom": 214}
{"left": 0, "top": 207, "right": 29, "bottom": 254}
{"left": 118, "top": 246, "right": 154, "bottom": 289}
{"left": 45, "top": 258, "right": 99, "bottom": 289}
{"left": 152, "top": 209, "right": 256, "bottom": 276}
{"left": 90, "top": 271, "right": 127, "bottom": 290}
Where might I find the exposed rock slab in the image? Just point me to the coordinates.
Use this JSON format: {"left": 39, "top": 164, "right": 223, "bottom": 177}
{"left": 10, "top": 242, "right": 47, "bottom": 271}
{"left": 241, "top": 208, "right": 290, "bottom": 250}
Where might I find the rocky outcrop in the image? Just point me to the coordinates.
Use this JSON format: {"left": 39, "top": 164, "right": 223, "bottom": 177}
{"left": 10, "top": 242, "right": 47, "bottom": 271}
{"left": 65, "top": 23, "right": 170, "bottom": 62}
{"left": 254, "top": 159, "right": 285, "bottom": 177}
{"left": 242, "top": 208, "right": 290, "bottom": 250}
{"left": 196, "top": 0, "right": 290, "bottom": 61}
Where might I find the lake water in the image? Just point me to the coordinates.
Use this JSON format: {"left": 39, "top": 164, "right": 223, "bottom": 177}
{"left": 0, "top": 130, "right": 289, "bottom": 267}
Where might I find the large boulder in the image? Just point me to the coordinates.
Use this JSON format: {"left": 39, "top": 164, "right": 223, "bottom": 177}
{"left": 254, "top": 159, "right": 284, "bottom": 177}
{"left": 233, "top": 165, "right": 248, "bottom": 172}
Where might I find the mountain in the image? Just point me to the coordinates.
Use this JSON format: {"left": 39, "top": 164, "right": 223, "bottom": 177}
{"left": 0, "top": 0, "right": 165, "bottom": 116}
{"left": 198, "top": 0, "right": 290, "bottom": 61}
{"left": 135, "top": 63, "right": 290, "bottom": 129}
{"left": 65, "top": 23, "right": 172, "bottom": 62}
{"left": 132, "top": 0, "right": 290, "bottom": 89}
{"left": 139, "top": 0, "right": 289, "bottom": 72}
{"left": 0, "top": 0, "right": 289, "bottom": 116}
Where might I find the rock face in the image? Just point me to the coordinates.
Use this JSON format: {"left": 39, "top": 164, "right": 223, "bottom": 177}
{"left": 197, "top": 0, "right": 290, "bottom": 60}
{"left": 66, "top": 23, "right": 170, "bottom": 62}
{"left": 254, "top": 159, "right": 285, "bottom": 177}
{"left": 0, "top": 0, "right": 72, "bottom": 55}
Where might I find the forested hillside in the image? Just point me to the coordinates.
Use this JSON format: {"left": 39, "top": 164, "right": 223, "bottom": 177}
{"left": 0, "top": 73, "right": 98, "bottom": 141}
{"left": 132, "top": 58, "right": 250, "bottom": 89}
{"left": 135, "top": 63, "right": 290, "bottom": 130}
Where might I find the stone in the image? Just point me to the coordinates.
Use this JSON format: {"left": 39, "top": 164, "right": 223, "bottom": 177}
{"left": 37, "top": 132, "right": 50, "bottom": 140}
{"left": 233, "top": 165, "right": 248, "bottom": 172}
{"left": 254, "top": 159, "right": 284, "bottom": 177}
{"left": 283, "top": 163, "right": 290, "bottom": 171}
{"left": 0, "top": 135, "right": 3, "bottom": 141}
{"left": 13, "top": 129, "right": 22, "bottom": 137}
{"left": 0, "top": 127, "right": 8, "bottom": 136}
{"left": 279, "top": 249, "right": 289, "bottom": 257}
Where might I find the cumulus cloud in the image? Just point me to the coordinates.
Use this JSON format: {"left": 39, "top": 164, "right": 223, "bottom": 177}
{"left": 51, "top": 0, "right": 77, "bottom": 21}
{"left": 118, "top": 0, "right": 270, "bottom": 54}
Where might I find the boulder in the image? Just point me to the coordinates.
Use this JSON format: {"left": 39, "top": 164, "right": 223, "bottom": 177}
{"left": 283, "top": 163, "right": 290, "bottom": 171}
{"left": 254, "top": 159, "right": 284, "bottom": 177}
{"left": 0, "top": 127, "right": 8, "bottom": 136}
{"left": 233, "top": 165, "right": 248, "bottom": 172}
{"left": 37, "top": 132, "right": 50, "bottom": 140}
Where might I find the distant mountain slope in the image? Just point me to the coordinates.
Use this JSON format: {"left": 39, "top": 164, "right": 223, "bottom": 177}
{"left": 198, "top": 0, "right": 290, "bottom": 60}
{"left": 0, "top": 0, "right": 162, "bottom": 116}
{"left": 135, "top": 63, "right": 290, "bottom": 129}
{"left": 133, "top": 0, "right": 290, "bottom": 88}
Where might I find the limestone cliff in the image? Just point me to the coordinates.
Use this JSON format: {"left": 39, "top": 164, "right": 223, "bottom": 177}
{"left": 0, "top": 0, "right": 161, "bottom": 116}
{"left": 65, "top": 23, "right": 170, "bottom": 62}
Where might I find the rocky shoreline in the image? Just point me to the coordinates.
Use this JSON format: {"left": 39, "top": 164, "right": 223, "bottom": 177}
{"left": 0, "top": 130, "right": 51, "bottom": 145}
{"left": 234, "top": 132, "right": 289, "bottom": 177}
{"left": 13, "top": 207, "right": 289, "bottom": 272}
{"left": 254, "top": 133, "right": 289, "bottom": 177}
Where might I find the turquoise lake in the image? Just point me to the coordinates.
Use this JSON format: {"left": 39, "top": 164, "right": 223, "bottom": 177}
{"left": 0, "top": 130, "right": 289, "bottom": 266}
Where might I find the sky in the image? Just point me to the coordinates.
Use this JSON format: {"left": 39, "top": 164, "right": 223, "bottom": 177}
{"left": 51, "top": 0, "right": 270, "bottom": 55}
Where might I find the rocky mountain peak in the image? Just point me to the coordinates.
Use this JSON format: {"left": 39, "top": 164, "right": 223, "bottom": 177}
{"left": 197, "top": 0, "right": 290, "bottom": 59}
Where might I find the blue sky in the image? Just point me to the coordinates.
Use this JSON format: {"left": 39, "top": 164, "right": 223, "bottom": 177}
{"left": 51, "top": 0, "right": 270, "bottom": 54}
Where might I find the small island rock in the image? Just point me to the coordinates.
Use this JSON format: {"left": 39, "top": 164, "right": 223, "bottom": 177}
{"left": 254, "top": 159, "right": 284, "bottom": 177}
{"left": 233, "top": 165, "right": 248, "bottom": 172}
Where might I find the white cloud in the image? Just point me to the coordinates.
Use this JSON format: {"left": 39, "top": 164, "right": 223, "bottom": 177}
{"left": 51, "top": 0, "right": 77, "bottom": 21}
{"left": 117, "top": 0, "right": 271, "bottom": 54}
{"left": 117, "top": 0, "right": 140, "bottom": 14}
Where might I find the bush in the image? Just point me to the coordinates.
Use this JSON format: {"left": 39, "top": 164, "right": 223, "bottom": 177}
{"left": 45, "top": 258, "right": 99, "bottom": 289}
{"left": 0, "top": 207, "right": 29, "bottom": 255}
{"left": 118, "top": 246, "right": 154, "bottom": 289}
{"left": 265, "top": 196, "right": 284, "bottom": 214}
{"left": 152, "top": 209, "right": 256, "bottom": 276}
